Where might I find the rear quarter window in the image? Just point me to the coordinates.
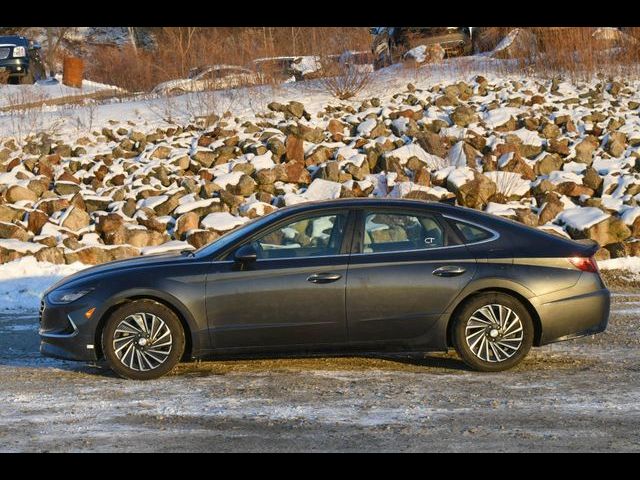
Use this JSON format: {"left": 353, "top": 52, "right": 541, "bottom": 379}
{"left": 453, "top": 221, "right": 494, "bottom": 244}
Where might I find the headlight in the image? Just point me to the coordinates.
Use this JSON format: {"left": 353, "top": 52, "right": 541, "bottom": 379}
{"left": 48, "top": 287, "right": 94, "bottom": 305}
{"left": 12, "top": 46, "right": 26, "bottom": 58}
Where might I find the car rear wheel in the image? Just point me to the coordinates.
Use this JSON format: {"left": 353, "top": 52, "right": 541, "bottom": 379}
{"left": 452, "top": 293, "right": 533, "bottom": 372}
{"left": 102, "top": 300, "right": 185, "bottom": 380}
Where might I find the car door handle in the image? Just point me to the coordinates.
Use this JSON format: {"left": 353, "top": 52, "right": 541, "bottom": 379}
{"left": 432, "top": 266, "right": 466, "bottom": 277}
{"left": 307, "top": 273, "right": 342, "bottom": 284}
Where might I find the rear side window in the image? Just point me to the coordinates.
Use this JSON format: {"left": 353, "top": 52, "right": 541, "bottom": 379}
{"left": 453, "top": 221, "right": 494, "bottom": 244}
{"left": 363, "top": 212, "right": 448, "bottom": 253}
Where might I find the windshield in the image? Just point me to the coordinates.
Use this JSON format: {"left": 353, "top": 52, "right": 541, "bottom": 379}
{"left": 193, "top": 210, "right": 284, "bottom": 258}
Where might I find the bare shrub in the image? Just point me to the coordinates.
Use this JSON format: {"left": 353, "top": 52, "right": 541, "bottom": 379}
{"left": 319, "top": 60, "right": 373, "bottom": 100}
{"left": 87, "top": 27, "right": 372, "bottom": 93}
{"left": 1, "top": 90, "right": 53, "bottom": 143}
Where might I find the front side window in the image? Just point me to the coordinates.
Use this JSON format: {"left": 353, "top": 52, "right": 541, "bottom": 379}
{"left": 363, "top": 211, "right": 447, "bottom": 253}
{"left": 251, "top": 213, "right": 347, "bottom": 260}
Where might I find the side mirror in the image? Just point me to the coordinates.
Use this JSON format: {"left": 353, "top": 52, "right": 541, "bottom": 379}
{"left": 234, "top": 243, "right": 257, "bottom": 264}
{"left": 30, "top": 41, "right": 41, "bottom": 50}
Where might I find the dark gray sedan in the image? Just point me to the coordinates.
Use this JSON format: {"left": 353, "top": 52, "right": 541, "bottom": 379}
{"left": 39, "top": 199, "right": 610, "bottom": 380}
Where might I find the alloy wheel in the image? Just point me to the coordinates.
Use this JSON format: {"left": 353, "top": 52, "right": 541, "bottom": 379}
{"left": 112, "top": 312, "right": 173, "bottom": 371}
{"left": 464, "top": 304, "right": 524, "bottom": 363}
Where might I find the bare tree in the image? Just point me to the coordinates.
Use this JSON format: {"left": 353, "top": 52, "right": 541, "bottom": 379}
{"left": 160, "top": 27, "right": 199, "bottom": 77}
{"left": 128, "top": 27, "right": 138, "bottom": 54}
{"left": 44, "top": 27, "right": 75, "bottom": 76}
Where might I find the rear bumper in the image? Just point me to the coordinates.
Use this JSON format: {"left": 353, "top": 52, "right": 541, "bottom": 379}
{"left": 534, "top": 275, "right": 610, "bottom": 345}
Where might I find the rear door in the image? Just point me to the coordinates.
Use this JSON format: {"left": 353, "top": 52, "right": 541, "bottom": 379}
{"left": 346, "top": 208, "right": 477, "bottom": 345}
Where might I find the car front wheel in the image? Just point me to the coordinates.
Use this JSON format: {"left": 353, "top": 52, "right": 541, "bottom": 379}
{"left": 102, "top": 300, "right": 185, "bottom": 380}
{"left": 452, "top": 293, "right": 533, "bottom": 372}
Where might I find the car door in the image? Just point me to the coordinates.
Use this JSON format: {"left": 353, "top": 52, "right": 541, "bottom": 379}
{"left": 206, "top": 209, "right": 353, "bottom": 350}
{"left": 346, "top": 208, "right": 477, "bottom": 345}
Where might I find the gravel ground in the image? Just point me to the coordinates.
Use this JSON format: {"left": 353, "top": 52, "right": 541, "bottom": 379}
{"left": 1, "top": 289, "right": 639, "bottom": 452}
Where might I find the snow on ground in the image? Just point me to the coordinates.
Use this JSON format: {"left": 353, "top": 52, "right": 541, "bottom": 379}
{"left": 598, "top": 256, "right": 640, "bottom": 274}
{"left": 0, "top": 257, "right": 87, "bottom": 313}
{"left": 0, "top": 76, "right": 121, "bottom": 108}
{"left": 0, "top": 56, "right": 505, "bottom": 140}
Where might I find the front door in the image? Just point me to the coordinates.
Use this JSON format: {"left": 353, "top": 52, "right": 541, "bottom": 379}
{"left": 346, "top": 209, "right": 477, "bottom": 345}
{"left": 206, "top": 210, "right": 352, "bottom": 350}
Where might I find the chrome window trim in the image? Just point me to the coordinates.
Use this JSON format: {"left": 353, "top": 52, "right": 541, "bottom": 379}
{"left": 442, "top": 214, "right": 501, "bottom": 246}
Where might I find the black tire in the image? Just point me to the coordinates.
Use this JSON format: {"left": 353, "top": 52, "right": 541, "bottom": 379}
{"left": 20, "top": 72, "right": 35, "bottom": 85}
{"left": 102, "top": 300, "right": 185, "bottom": 380}
{"left": 452, "top": 292, "right": 534, "bottom": 372}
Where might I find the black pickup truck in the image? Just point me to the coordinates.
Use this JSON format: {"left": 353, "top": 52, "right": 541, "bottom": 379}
{"left": 0, "top": 35, "right": 46, "bottom": 84}
{"left": 371, "top": 27, "right": 474, "bottom": 70}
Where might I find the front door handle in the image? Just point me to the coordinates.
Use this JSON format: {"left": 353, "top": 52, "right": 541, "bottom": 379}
{"left": 432, "top": 266, "right": 466, "bottom": 277}
{"left": 307, "top": 273, "right": 342, "bottom": 284}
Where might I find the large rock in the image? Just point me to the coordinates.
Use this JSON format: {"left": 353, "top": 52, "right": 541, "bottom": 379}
{"left": 574, "top": 136, "right": 599, "bottom": 164}
{"left": 5, "top": 185, "right": 37, "bottom": 203}
{"left": 570, "top": 217, "right": 632, "bottom": 246}
{"left": 0, "top": 205, "right": 21, "bottom": 223}
{"left": 186, "top": 229, "right": 219, "bottom": 249}
{"left": 34, "top": 247, "right": 65, "bottom": 264}
{"left": 0, "top": 221, "right": 29, "bottom": 241}
{"left": 150, "top": 145, "right": 173, "bottom": 160}
{"left": 455, "top": 173, "right": 497, "bottom": 209}
{"left": 126, "top": 228, "right": 166, "bottom": 248}
{"left": 285, "top": 135, "right": 304, "bottom": 162}
{"left": 61, "top": 207, "right": 90, "bottom": 232}
{"left": 534, "top": 153, "right": 563, "bottom": 175}
{"left": 538, "top": 199, "right": 564, "bottom": 225}
{"left": 65, "top": 246, "right": 112, "bottom": 265}
{"left": 175, "top": 212, "right": 200, "bottom": 239}
{"left": 450, "top": 106, "right": 478, "bottom": 127}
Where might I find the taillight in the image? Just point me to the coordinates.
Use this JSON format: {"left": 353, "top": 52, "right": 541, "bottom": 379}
{"left": 568, "top": 256, "right": 598, "bottom": 273}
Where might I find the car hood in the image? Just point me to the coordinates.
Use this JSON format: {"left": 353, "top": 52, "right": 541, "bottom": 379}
{"left": 45, "top": 252, "right": 187, "bottom": 295}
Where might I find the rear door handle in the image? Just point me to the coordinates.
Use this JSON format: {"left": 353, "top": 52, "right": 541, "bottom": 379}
{"left": 432, "top": 266, "right": 466, "bottom": 277}
{"left": 307, "top": 273, "right": 342, "bottom": 284}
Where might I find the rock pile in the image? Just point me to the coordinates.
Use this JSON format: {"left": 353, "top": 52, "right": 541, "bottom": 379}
{"left": 2, "top": 73, "right": 640, "bottom": 264}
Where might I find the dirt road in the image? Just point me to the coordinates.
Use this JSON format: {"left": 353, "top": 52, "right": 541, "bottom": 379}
{"left": 1, "top": 290, "right": 639, "bottom": 452}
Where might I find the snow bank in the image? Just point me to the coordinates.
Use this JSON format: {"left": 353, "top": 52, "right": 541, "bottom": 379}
{"left": 598, "top": 256, "right": 640, "bottom": 273}
{"left": 0, "top": 257, "right": 87, "bottom": 313}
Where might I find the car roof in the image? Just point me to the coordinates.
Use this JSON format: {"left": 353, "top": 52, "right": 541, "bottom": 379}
{"left": 0, "top": 35, "right": 28, "bottom": 46}
{"left": 277, "top": 197, "right": 460, "bottom": 214}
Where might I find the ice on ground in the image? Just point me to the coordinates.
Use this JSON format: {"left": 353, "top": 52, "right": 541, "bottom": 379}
{"left": 0, "top": 257, "right": 87, "bottom": 313}
{"left": 557, "top": 207, "right": 610, "bottom": 230}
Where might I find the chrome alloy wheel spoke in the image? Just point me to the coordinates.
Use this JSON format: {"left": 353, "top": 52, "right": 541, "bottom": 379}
{"left": 465, "top": 304, "right": 523, "bottom": 363}
{"left": 112, "top": 313, "right": 173, "bottom": 372}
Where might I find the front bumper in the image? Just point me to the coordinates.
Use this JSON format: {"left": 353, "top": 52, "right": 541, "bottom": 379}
{"left": 0, "top": 58, "right": 29, "bottom": 77}
{"left": 39, "top": 296, "right": 99, "bottom": 362}
{"left": 534, "top": 274, "right": 610, "bottom": 345}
